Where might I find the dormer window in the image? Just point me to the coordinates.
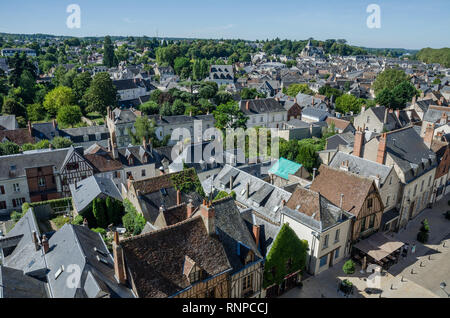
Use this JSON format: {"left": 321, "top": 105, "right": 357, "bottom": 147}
{"left": 183, "top": 255, "right": 205, "bottom": 285}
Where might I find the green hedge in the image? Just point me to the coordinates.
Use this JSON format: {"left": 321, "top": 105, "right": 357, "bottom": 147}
{"left": 263, "top": 223, "right": 308, "bottom": 288}
{"left": 29, "top": 197, "right": 72, "bottom": 209}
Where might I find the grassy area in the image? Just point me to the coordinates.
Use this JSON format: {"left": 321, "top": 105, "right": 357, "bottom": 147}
{"left": 50, "top": 215, "right": 71, "bottom": 230}
{"left": 85, "top": 112, "right": 105, "bottom": 125}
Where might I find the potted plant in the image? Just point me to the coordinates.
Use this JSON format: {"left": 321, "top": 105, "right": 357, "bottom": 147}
{"left": 343, "top": 260, "right": 356, "bottom": 275}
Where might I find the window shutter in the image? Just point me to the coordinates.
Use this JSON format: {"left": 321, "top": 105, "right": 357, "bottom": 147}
{"left": 0, "top": 185, "right": 4, "bottom": 194}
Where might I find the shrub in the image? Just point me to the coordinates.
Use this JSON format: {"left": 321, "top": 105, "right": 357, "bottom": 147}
{"left": 21, "top": 202, "right": 31, "bottom": 214}
{"left": 11, "top": 211, "right": 23, "bottom": 222}
{"left": 51, "top": 215, "right": 71, "bottom": 229}
{"left": 93, "top": 197, "right": 108, "bottom": 228}
{"left": 122, "top": 199, "right": 146, "bottom": 236}
{"left": 72, "top": 215, "right": 84, "bottom": 225}
{"left": 343, "top": 260, "right": 356, "bottom": 275}
{"left": 420, "top": 219, "right": 430, "bottom": 233}
{"left": 417, "top": 231, "right": 429, "bottom": 243}
{"left": 92, "top": 227, "right": 107, "bottom": 238}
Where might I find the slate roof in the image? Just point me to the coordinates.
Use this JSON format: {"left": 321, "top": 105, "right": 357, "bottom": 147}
{"left": 70, "top": 175, "right": 123, "bottom": 213}
{"left": 112, "top": 108, "right": 138, "bottom": 124}
{"left": 310, "top": 165, "right": 375, "bottom": 216}
{"left": 282, "top": 186, "right": 353, "bottom": 232}
{"left": 120, "top": 216, "right": 232, "bottom": 298}
{"left": 0, "top": 265, "right": 48, "bottom": 298}
{"left": 31, "top": 122, "right": 59, "bottom": 141}
{"left": 329, "top": 152, "right": 393, "bottom": 185}
{"left": 301, "top": 107, "right": 330, "bottom": 121}
{"left": 0, "top": 115, "right": 18, "bottom": 130}
{"left": 381, "top": 127, "right": 437, "bottom": 182}
{"left": 44, "top": 224, "right": 134, "bottom": 298}
{"left": 423, "top": 106, "right": 450, "bottom": 123}
{"left": 212, "top": 197, "right": 262, "bottom": 274}
{"left": 326, "top": 132, "right": 355, "bottom": 150}
{"left": 239, "top": 98, "right": 285, "bottom": 115}
{"left": 212, "top": 165, "right": 291, "bottom": 224}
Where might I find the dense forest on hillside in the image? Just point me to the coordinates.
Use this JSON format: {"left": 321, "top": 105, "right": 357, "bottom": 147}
{"left": 415, "top": 48, "right": 450, "bottom": 67}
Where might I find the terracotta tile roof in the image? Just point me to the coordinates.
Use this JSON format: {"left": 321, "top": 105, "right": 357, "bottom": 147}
{"left": 162, "top": 203, "right": 189, "bottom": 227}
{"left": 326, "top": 117, "right": 351, "bottom": 131}
{"left": 84, "top": 153, "right": 123, "bottom": 173}
{"left": 286, "top": 186, "right": 321, "bottom": 221}
{"left": 120, "top": 216, "right": 231, "bottom": 298}
{"left": 310, "top": 165, "right": 374, "bottom": 217}
{"left": 0, "top": 129, "right": 35, "bottom": 145}
{"left": 131, "top": 168, "right": 198, "bottom": 195}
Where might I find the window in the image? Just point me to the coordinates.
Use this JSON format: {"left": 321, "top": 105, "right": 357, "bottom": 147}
{"left": 319, "top": 255, "right": 328, "bottom": 267}
{"left": 386, "top": 196, "right": 390, "bottom": 206}
{"left": 389, "top": 177, "right": 392, "bottom": 185}
{"left": 205, "top": 288, "right": 215, "bottom": 298}
{"left": 420, "top": 180, "right": 424, "bottom": 192}
{"left": 0, "top": 201, "right": 6, "bottom": 210}
{"left": 0, "top": 185, "right": 4, "bottom": 195}
{"left": 189, "top": 268, "right": 204, "bottom": 284}
{"left": 114, "top": 171, "right": 121, "bottom": 178}
{"left": 367, "top": 198, "right": 373, "bottom": 209}
{"left": 334, "top": 229, "right": 340, "bottom": 243}
{"left": 13, "top": 183, "right": 20, "bottom": 192}
{"left": 141, "top": 169, "right": 146, "bottom": 177}
{"left": 242, "top": 274, "right": 253, "bottom": 293}
{"left": 360, "top": 217, "right": 366, "bottom": 233}
{"left": 367, "top": 116, "right": 370, "bottom": 124}
{"left": 323, "top": 234, "right": 329, "bottom": 249}
{"left": 12, "top": 198, "right": 25, "bottom": 208}
{"left": 369, "top": 214, "right": 375, "bottom": 229}
{"left": 335, "top": 247, "right": 340, "bottom": 259}
{"left": 38, "top": 177, "right": 46, "bottom": 187}
{"left": 428, "top": 176, "right": 432, "bottom": 187}
{"left": 413, "top": 184, "right": 417, "bottom": 197}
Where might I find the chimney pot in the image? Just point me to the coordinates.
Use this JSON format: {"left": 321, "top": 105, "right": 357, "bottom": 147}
{"left": 200, "top": 201, "right": 215, "bottom": 235}
{"left": 253, "top": 225, "right": 260, "bottom": 249}
{"left": 113, "top": 231, "right": 127, "bottom": 285}
{"left": 176, "top": 189, "right": 181, "bottom": 206}
{"left": 187, "top": 199, "right": 194, "bottom": 218}
{"left": 42, "top": 235, "right": 49, "bottom": 254}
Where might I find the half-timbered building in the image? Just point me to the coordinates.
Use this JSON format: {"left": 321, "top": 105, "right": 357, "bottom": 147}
{"left": 59, "top": 146, "right": 94, "bottom": 197}
{"left": 310, "top": 165, "right": 384, "bottom": 242}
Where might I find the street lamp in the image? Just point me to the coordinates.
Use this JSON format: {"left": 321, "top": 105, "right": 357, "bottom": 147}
{"left": 440, "top": 282, "right": 450, "bottom": 297}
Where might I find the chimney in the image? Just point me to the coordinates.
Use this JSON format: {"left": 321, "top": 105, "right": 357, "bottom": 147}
{"left": 83, "top": 218, "right": 89, "bottom": 228}
{"left": 340, "top": 160, "right": 349, "bottom": 172}
{"left": 113, "top": 232, "right": 127, "bottom": 285}
{"left": 281, "top": 199, "right": 286, "bottom": 207}
{"left": 32, "top": 231, "right": 40, "bottom": 251}
{"left": 253, "top": 225, "right": 260, "bottom": 249}
{"left": 229, "top": 175, "right": 234, "bottom": 190}
{"left": 440, "top": 112, "right": 448, "bottom": 125}
{"left": 49, "top": 143, "right": 53, "bottom": 150}
{"left": 200, "top": 200, "right": 215, "bottom": 235}
{"left": 176, "top": 189, "right": 181, "bottom": 206}
{"left": 396, "top": 109, "right": 400, "bottom": 120}
{"left": 27, "top": 121, "right": 32, "bottom": 136}
{"left": 159, "top": 166, "right": 165, "bottom": 176}
{"left": 384, "top": 108, "right": 389, "bottom": 124}
{"left": 412, "top": 95, "right": 417, "bottom": 104}
{"left": 437, "top": 99, "right": 442, "bottom": 106}
{"left": 142, "top": 136, "right": 147, "bottom": 149}
{"left": 127, "top": 175, "right": 133, "bottom": 190}
{"left": 339, "top": 194, "right": 344, "bottom": 209}
{"left": 187, "top": 199, "right": 194, "bottom": 218}
{"left": 353, "top": 128, "right": 364, "bottom": 158}
{"left": 246, "top": 182, "right": 250, "bottom": 199}
{"left": 423, "top": 124, "right": 435, "bottom": 148}
{"left": 377, "top": 133, "right": 387, "bottom": 164}
{"left": 361, "top": 105, "right": 366, "bottom": 113}
{"left": 41, "top": 234, "right": 49, "bottom": 254}
{"left": 52, "top": 119, "right": 57, "bottom": 129}
{"left": 246, "top": 101, "right": 250, "bottom": 111}
{"left": 374, "top": 174, "right": 381, "bottom": 188}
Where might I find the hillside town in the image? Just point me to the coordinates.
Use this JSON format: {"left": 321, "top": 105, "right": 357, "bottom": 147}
{"left": 0, "top": 33, "right": 450, "bottom": 300}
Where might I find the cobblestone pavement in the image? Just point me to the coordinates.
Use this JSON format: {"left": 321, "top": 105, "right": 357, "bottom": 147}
{"left": 281, "top": 195, "right": 450, "bottom": 298}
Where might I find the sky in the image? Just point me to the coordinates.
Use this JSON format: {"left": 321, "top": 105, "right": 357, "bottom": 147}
{"left": 0, "top": 0, "right": 449, "bottom": 50}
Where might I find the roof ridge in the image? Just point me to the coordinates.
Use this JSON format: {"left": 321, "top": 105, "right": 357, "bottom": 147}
{"left": 120, "top": 215, "right": 203, "bottom": 244}
{"left": 320, "top": 165, "right": 373, "bottom": 184}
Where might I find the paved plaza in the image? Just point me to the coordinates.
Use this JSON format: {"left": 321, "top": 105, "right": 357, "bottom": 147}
{"left": 281, "top": 195, "right": 450, "bottom": 298}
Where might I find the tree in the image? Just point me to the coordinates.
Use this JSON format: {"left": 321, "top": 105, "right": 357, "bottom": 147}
{"left": 51, "top": 136, "right": 73, "bottom": 149}
{"left": 286, "top": 83, "right": 314, "bottom": 97}
{"left": 122, "top": 199, "right": 146, "bottom": 235}
{"left": 139, "top": 100, "right": 159, "bottom": 115}
{"left": 240, "top": 88, "right": 265, "bottom": 100}
{"left": 173, "top": 57, "right": 191, "bottom": 79}
{"left": 129, "top": 116, "right": 157, "bottom": 145}
{"left": 375, "top": 88, "right": 396, "bottom": 109}
{"left": 214, "top": 91, "right": 233, "bottom": 105}
{"left": 83, "top": 72, "right": 117, "bottom": 115}
{"left": 372, "top": 69, "right": 409, "bottom": 96}
{"left": 295, "top": 144, "right": 319, "bottom": 173}
{"left": 335, "top": 94, "right": 363, "bottom": 114}
{"left": 391, "top": 81, "right": 418, "bottom": 108}
{"left": 103, "top": 36, "right": 117, "bottom": 67}
{"left": 43, "top": 86, "right": 76, "bottom": 117}
{"left": 105, "top": 196, "right": 123, "bottom": 226}
{"left": 56, "top": 105, "right": 82, "bottom": 127}
{"left": 263, "top": 223, "right": 308, "bottom": 288}
{"left": 72, "top": 71, "right": 92, "bottom": 104}
{"left": 318, "top": 84, "right": 343, "bottom": 100}
{"left": 2, "top": 97, "right": 25, "bottom": 117}
{"left": 213, "top": 101, "right": 248, "bottom": 130}
{"left": 27, "top": 103, "right": 46, "bottom": 122}
{"left": 171, "top": 99, "right": 186, "bottom": 115}
{"left": 0, "top": 141, "right": 20, "bottom": 156}
{"left": 92, "top": 197, "right": 108, "bottom": 228}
